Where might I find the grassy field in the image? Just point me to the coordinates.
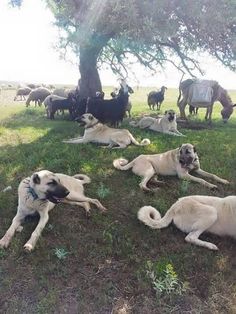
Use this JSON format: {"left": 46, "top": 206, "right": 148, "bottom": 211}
{"left": 0, "top": 87, "right": 236, "bottom": 313}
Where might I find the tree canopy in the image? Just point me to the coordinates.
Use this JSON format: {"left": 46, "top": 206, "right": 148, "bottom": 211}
{"left": 10, "top": 0, "right": 236, "bottom": 96}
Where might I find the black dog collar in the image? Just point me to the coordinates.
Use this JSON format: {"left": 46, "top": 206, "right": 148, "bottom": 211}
{"left": 28, "top": 187, "right": 39, "bottom": 200}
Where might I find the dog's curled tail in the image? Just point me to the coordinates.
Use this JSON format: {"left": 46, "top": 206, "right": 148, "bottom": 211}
{"left": 73, "top": 174, "right": 91, "bottom": 184}
{"left": 137, "top": 206, "right": 174, "bottom": 229}
{"left": 129, "top": 134, "right": 150, "bottom": 146}
{"left": 140, "top": 138, "right": 151, "bottom": 146}
{"left": 113, "top": 158, "right": 134, "bottom": 171}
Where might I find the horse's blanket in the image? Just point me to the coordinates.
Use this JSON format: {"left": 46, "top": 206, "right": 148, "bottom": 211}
{"left": 191, "top": 80, "right": 214, "bottom": 106}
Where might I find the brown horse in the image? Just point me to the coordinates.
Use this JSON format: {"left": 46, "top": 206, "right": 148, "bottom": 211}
{"left": 177, "top": 79, "right": 236, "bottom": 123}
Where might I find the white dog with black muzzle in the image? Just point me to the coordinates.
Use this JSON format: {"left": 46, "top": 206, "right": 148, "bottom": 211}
{"left": 0, "top": 170, "right": 107, "bottom": 251}
{"left": 63, "top": 113, "right": 150, "bottom": 148}
{"left": 113, "top": 143, "right": 229, "bottom": 191}
{"left": 130, "top": 110, "right": 185, "bottom": 136}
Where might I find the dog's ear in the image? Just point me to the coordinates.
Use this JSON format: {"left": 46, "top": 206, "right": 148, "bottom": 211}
{"left": 193, "top": 146, "right": 197, "bottom": 153}
{"left": 32, "top": 173, "right": 40, "bottom": 184}
{"left": 179, "top": 146, "right": 183, "bottom": 154}
{"left": 89, "top": 115, "right": 93, "bottom": 120}
{"left": 165, "top": 110, "right": 168, "bottom": 115}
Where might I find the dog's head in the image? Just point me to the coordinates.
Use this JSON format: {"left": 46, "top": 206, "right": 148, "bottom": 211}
{"left": 76, "top": 113, "right": 99, "bottom": 128}
{"left": 30, "top": 170, "right": 70, "bottom": 204}
{"left": 164, "top": 109, "right": 176, "bottom": 122}
{"left": 178, "top": 143, "right": 197, "bottom": 167}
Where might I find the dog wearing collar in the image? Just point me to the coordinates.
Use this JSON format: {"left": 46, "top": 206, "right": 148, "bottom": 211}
{"left": 130, "top": 110, "right": 185, "bottom": 137}
{"left": 0, "top": 170, "right": 107, "bottom": 251}
{"left": 113, "top": 143, "right": 229, "bottom": 191}
{"left": 62, "top": 113, "right": 150, "bottom": 148}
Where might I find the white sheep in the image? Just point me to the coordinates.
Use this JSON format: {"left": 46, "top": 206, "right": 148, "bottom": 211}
{"left": 52, "top": 88, "right": 68, "bottom": 98}
{"left": 26, "top": 87, "right": 51, "bottom": 107}
{"left": 14, "top": 87, "right": 32, "bottom": 101}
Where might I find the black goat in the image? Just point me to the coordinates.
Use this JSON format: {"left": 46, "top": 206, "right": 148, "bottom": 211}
{"left": 48, "top": 93, "right": 76, "bottom": 120}
{"left": 87, "top": 88, "right": 128, "bottom": 126}
{"left": 111, "top": 84, "right": 134, "bottom": 118}
{"left": 74, "top": 91, "right": 105, "bottom": 119}
{"left": 147, "top": 86, "right": 167, "bottom": 110}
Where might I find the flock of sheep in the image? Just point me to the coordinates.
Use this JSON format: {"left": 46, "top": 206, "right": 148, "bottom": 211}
{"left": 12, "top": 81, "right": 138, "bottom": 125}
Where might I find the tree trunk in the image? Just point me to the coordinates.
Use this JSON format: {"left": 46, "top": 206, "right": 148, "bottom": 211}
{"left": 79, "top": 46, "right": 102, "bottom": 98}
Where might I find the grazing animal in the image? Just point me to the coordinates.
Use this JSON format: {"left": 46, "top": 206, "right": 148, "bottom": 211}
{"left": 0, "top": 170, "right": 107, "bottom": 251}
{"left": 130, "top": 110, "right": 185, "bottom": 136}
{"left": 138, "top": 195, "right": 236, "bottom": 250}
{"left": 43, "top": 94, "right": 67, "bottom": 117}
{"left": 26, "top": 87, "right": 51, "bottom": 107}
{"left": 47, "top": 93, "right": 77, "bottom": 120}
{"left": 111, "top": 84, "right": 134, "bottom": 118}
{"left": 27, "top": 83, "right": 37, "bottom": 89}
{"left": 113, "top": 143, "right": 229, "bottom": 191}
{"left": 52, "top": 88, "right": 68, "bottom": 98}
{"left": 63, "top": 113, "right": 150, "bottom": 148}
{"left": 14, "top": 87, "right": 32, "bottom": 101}
{"left": 86, "top": 81, "right": 130, "bottom": 126}
{"left": 177, "top": 79, "right": 236, "bottom": 123}
{"left": 147, "top": 86, "right": 168, "bottom": 110}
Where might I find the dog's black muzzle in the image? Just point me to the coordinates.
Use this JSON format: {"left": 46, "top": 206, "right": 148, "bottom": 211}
{"left": 46, "top": 185, "right": 70, "bottom": 204}
{"left": 179, "top": 156, "right": 194, "bottom": 167}
{"left": 75, "top": 117, "right": 86, "bottom": 126}
{"left": 168, "top": 115, "right": 175, "bottom": 122}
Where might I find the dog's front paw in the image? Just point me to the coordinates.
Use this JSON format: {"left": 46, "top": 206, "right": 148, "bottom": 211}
{"left": 16, "top": 225, "right": 23, "bottom": 232}
{"left": 24, "top": 243, "right": 34, "bottom": 252}
{"left": 209, "top": 184, "right": 218, "bottom": 190}
{"left": 101, "top": 206, "right": 108, "bottom": 212}
{"left": 0, "top": 238, "right": 9, "bottom": 248}
{"left": 221, "top": 179, "right": 230, "bottom": 185}
{"left": 207, "top": 243, "right": 218, "bottom": 250}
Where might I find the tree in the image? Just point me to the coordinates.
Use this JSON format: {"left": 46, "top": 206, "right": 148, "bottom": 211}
{"left": 10, "top": 0, "right": 236, "bottom": 97}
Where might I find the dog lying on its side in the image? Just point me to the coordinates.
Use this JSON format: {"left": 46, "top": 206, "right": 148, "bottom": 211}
{"left": 113, "top": 143, "right": 229, "bottom": 191}
{"left": 63, "top": 113, "right": 150, "bottom": 148}
{"left": 0, "top": 170, "right": 107, "bottom": 251}
{"left": 130, "top": 110, "right": 185, "bottom": 137}
{"left": 138, "top": 195, "right": 236, "bottom": 250}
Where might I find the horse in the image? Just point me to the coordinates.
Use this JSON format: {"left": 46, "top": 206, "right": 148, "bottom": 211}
{"left": 177, "top": 79, "right": 236, "bottom": 123}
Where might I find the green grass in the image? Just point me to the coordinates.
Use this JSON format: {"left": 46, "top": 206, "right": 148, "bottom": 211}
{"left": 0, "top": 87, "right": 236, "bottom": 313}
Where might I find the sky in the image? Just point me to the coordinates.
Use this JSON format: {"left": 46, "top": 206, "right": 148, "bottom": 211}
{"left": 0, "top": 0, "right": 236, "bottom": 89}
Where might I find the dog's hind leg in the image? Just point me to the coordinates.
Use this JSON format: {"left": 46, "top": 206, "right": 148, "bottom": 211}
{"left": 112, "top": 143, "right": 127, "bottom": 149}
{"left": 0, "top": 211, "right": 25, "bottom": 248}
{"left": 24, "top": 210, "right": 49, "bottom": 251}
{"left": 63, "top": 138, "right": 87, "bottom": 144}
{"left": 65, "top": 191, "right": 107, "bottom": 212}
{"left": 62, "top": 199, "right": 91, "bottom": 215}
{"left": 139, "top": 168, "right": 156, "bottom": 191}
{"left": 183, "top": 205, "right": 218, "bottom": 250}
{"left": 195, "top": 169, "right": 229, "bottom": 185}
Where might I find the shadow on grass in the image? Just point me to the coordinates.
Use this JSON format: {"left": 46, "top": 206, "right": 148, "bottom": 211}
{"left": 0, "top": 108, "right": 236, "bottom": 313}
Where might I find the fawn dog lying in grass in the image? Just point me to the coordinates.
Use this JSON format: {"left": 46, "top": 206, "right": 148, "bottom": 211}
{"left": 0, "top": 170, "right": 107, "bottom": 251}
{"left": 138, "top": 195, "right": 236, "bottom": 250}
{"left": 113, "top": 143, "right": 229, "bottom": 191}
